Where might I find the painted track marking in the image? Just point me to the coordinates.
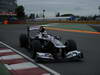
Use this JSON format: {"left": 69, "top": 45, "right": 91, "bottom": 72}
{"left": 0, "top": 54, "right": 23, "bottom": 60}
{"left": 5, "top": 62, "right": 38, "bottom": 70}
{"left": 46, "top": 27, "right": 100, "bottom": 35}
{"left": 0, "top": 41, "right": 60, "bottom": 75}
{"left": 0, "top": 49, "right": 13, "bottom": 53}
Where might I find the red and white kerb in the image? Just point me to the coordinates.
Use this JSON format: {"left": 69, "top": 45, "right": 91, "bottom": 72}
{"left": 0, "top": 48, "right": 50, "bottom": 75}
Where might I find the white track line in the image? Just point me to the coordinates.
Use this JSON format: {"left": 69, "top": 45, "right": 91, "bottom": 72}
{"left": 0, "top": 54, "right": 23, "bottom": 60}
{"left": 5, "top": 62, "right": 38, "bottom": 70}
{"left": 0, "top": 41, "right": 60, "bottom": 75}
{"left": 0, "top": 49, "right": 13, "bottom": 53}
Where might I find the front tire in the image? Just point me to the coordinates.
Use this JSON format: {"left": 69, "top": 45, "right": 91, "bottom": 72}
{"left": 31, "top": 40, "right": 41, "bottom": 59}
{"left": 44, "top": 41, "right": 59, "bottom": 60}
{"left": 65, "top": 40, "right": 77, "bottom": 53}
{"left": 19, "top": 34, "right": 29, "bottom": 48}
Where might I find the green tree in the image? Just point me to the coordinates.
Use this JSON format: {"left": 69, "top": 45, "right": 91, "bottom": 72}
{"left": 61, "top": 14, "right": 74, "bottom": 17}
{"left": 36, "top": 14, "right": 39, "bottom": 18}
{"left": 15, "top": 5, "right": 25, "bottom": 19}
{"left": 56, "top": 12, "right": 60, "bottom": 17}
{"left": 29, "top": 13, "right": 35, "bottom": 19}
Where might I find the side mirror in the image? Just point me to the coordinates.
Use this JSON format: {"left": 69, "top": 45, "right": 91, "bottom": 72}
{"left": 54, "top": 35, "right": 61, "bottom": 40}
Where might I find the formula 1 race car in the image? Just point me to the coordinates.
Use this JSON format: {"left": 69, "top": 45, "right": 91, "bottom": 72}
{"left": 19, "top": 25, "right": 83, "bottom": 61}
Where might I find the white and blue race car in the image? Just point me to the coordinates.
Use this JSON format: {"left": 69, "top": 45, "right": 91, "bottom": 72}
{"left": 19, "top": 25, "right": 83, "bottom": 61}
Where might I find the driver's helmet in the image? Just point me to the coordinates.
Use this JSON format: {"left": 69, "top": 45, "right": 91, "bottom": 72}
{"left": 39, "top": 26, "right": 45, "bottom": 33}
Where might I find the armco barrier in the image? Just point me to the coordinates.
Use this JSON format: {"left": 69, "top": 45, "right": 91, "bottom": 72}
{"left": 33, "top": 20, "right": 100, "bottom": 24}
{"left": 7, "top": 20, "right": 100, "bottom": 24}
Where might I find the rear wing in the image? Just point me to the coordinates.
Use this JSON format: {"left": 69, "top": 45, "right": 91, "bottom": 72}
{"left": 28, "top": 26, "right": 40, "bottom": 31}
{"left": 26, "top": 25, "right": 48, "bottom": 38}
{"left": 26, "top": 26, "right": 40, "bottom": 38}
{"left": 28, "top": 24, "right": 50, "bottom": 31}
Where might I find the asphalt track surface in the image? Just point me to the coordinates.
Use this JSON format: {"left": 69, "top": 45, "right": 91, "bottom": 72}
{"left": 0, "top": 24, "right": 100, "bottom": 75}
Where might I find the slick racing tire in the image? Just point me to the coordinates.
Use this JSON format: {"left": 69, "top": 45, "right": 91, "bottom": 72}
{"left": 31, "top": 40, "right": 42, "bottom": 59}
{"left": 44, "top": 41, "right": 59, "bottom": 60}
{"left": 79, "top": 52, "right": 84, "bottom": 58}
{"left": 65, "top": 40, "right": 77, "bottom": 53}
{"left": 19, "top": 34, "right": 29, "bottom": 48}
{"left": 31, "top": 40, "right": 58, "bottom": 60}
